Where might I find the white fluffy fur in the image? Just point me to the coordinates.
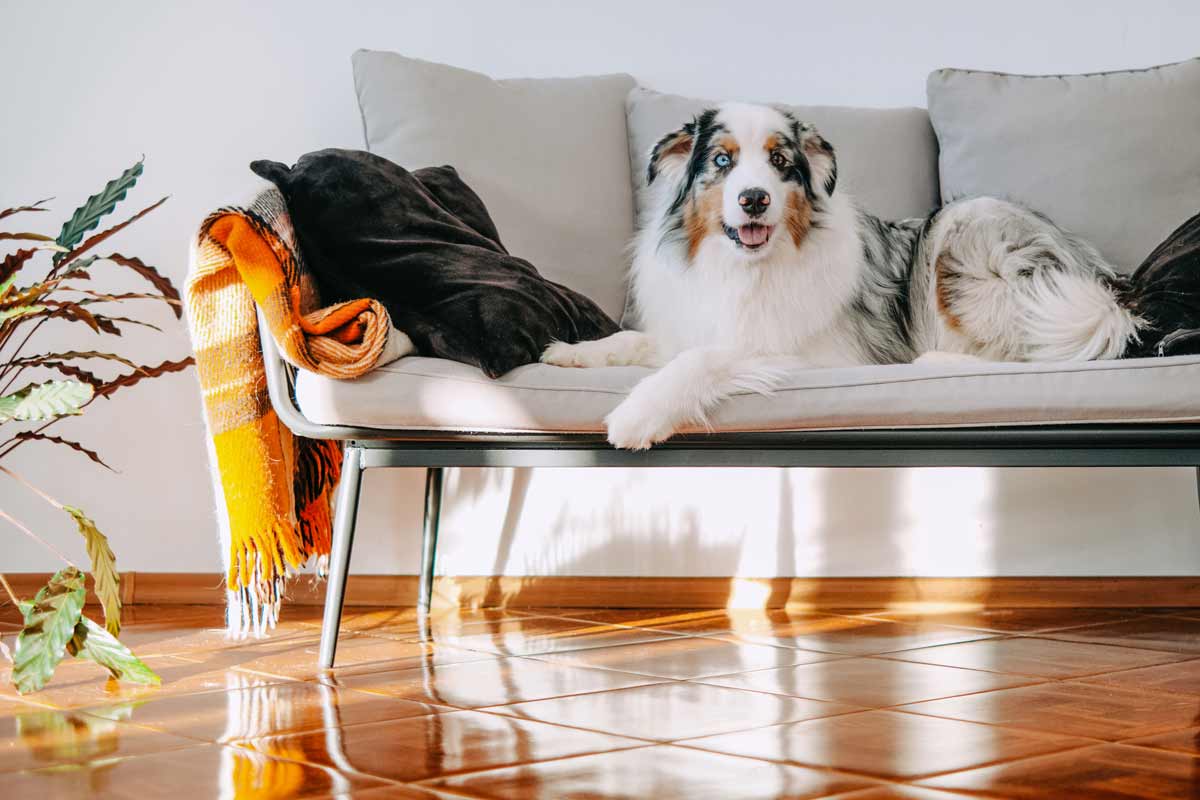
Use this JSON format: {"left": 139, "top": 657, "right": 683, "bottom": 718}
{"left": 542, "top": 105, "right": 1140, "bottom": 449}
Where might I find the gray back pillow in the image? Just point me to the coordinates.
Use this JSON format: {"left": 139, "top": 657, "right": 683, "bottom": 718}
{"left": 625, "top": 87, "right": 941, "bottom": 224}
{"left": 927, "top": 58, "right": 1200, "bottom": 272}
{"left": 352, "top": 50, "right": 636, "bottom": 318}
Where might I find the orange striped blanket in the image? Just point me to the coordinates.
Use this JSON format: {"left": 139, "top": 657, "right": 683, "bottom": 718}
{"left": 185, "top": 187, "right": 406, "bottom": 633}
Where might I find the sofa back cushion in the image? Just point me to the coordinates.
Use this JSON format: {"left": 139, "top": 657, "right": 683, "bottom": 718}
{"left": 352, "top": 50, "right": 636, "bottom": 318}
{"left": 927, "top": 58, "right": 1200, "bottom": 272}
{"left": 625, "top": 87, "right": 941, "bottom": 224}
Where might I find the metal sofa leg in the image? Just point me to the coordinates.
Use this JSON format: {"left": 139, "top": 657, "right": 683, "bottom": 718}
{"left": 418, "top": 467, "right": 445, "bottom": 617}
{"left": 318, "top": 444, "right": 364, "bottom": 670}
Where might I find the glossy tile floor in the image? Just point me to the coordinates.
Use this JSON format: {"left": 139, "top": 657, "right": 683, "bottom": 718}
{"left": 2, "top": 604, "right": 1200, "bottom": 798}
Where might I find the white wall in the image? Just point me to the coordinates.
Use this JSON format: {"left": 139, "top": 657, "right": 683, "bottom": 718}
{"left": 2, "top": 0, "right": 1198, "bottom": 579}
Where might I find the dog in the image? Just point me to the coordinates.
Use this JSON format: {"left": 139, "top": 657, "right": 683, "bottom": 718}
{"left": 542, "top": 102, "right": 1142, "bottom": 449}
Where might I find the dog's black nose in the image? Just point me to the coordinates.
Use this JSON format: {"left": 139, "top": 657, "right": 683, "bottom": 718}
{"left": 738, "top": 188, "right": 771, "bottom": 217}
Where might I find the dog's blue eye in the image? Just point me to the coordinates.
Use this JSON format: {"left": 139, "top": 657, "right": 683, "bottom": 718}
{"left": 714, "top": 153, "right": 731, "bottom": 168}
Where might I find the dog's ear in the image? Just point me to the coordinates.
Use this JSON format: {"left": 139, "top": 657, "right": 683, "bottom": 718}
{"left": 646, "top": 119, "right": 698, "bottom": 185}
{"left": 793, "top": 122, "right": 838, "bottom": 198}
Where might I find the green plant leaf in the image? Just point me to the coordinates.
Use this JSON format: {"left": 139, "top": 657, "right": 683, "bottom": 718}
{"left": 63, "top": 506, "right": 121, "bottom": 635}
{"left": 58, "top": 254, "right": 100, "bottom": 276}
{"left": 65, "top": 616, "right": 158, "bottom": 685}
{"left": 54, "top": 196, "right": 167, "bottom": 270}
{"left": 54, "top": 159, "right": 143, "bottom": 263}
{"left": 12, "top": 567, "right": 86, "bottom": 694}
{"left": 0, "top": 380, "right": 93, "bottom": 423}
{"left": 0, "top": 305, "right": 46, "bottom": 326}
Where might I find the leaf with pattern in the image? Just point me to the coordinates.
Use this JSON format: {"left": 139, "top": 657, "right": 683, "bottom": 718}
{"left": 12, "top": 568, "right": 86, "bottom": 694}
{"left": 63, "top": 506, "right": 121, "bottom": 635}
{"left": 53, "top": 159, "right": 143, "bottom": 262}
{"left": 65, "top": 616, "right": 159, "bottom": 685}
{"left": 0, "top": 380, "right": 93, "bottom": 423}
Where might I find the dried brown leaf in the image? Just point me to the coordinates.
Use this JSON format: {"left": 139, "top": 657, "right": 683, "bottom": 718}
{"left": 104, "top": 254, "right": 182, "bottom": 318}
{"left": 38, "top": 361, "right": 103, "bottom": 388}
{"left": 0, "top": 199, "right": 52, "bottom": 222}
{"left": 13, "top": 433, "right": 112, "bottom": 470}
{"left": 96, "top": 358, "right": 193, "bottom": 398}
{"left": 0, "top": 232, "right": 56, "bottom": 243}
{"left": 1, "top": 249, "right": 36, "bottom": 289}
{"left": 91, "top": 314, "right": 160, "bottom": 334}
{"left": 38, "top": 302, "right": 104, "bottom": 333}
{"left": 8, "top": 351, "right": 142, "bottom": 371}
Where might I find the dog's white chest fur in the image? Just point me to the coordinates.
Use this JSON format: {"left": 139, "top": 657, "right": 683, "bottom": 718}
{"left": 630, "top": 192, "right": 865, "bottom": 366}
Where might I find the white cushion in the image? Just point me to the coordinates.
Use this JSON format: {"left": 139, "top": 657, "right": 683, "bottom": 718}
{"left": 927, "top": 58, "right": 1200, "bottom": 272}
{"left": 295, "top": 355, "right": 1200, "bottom": 433}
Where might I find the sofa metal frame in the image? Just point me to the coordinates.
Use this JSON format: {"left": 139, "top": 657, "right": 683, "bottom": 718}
{"left": 257, "top": 317, "right": 1200, "bottom": 668}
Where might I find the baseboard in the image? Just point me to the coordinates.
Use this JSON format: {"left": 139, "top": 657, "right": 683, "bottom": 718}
{"left": 5, "top": 573, "right": 1199, "bottom": 609}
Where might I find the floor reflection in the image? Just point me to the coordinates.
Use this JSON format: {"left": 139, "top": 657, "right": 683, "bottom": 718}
{"left": 2, "top": 603, "right": 1198, "bottom": 798}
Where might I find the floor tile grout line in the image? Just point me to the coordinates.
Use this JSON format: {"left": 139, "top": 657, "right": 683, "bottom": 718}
{"left": 679, "top": 672, "right": 1052, "bottom": 711}
{"left": 1026, "top": 629, "right": 1200, "bottom": 656}
{"left": 406, "top": 741, "right": 882, "bottom": 792}
{"left": 871, "top": 644, "right": 1193, "bottom": 681}
{"left": 907, "top": 741, "right": 1200, "bottom": 793}
{"left": 466, "top": 687, "right": 866, "bottom": 745}
{"left": 405, "top": 743, "right": 663, "bottom": 787}
{"left": 668, "top": 730, "right": 1104, "bottom": 786}
{"left": 886, "top": 704, "right": 1187, "bottom": 744}
{"left": 336, "top": 673, "right": 677, "bottom": 711}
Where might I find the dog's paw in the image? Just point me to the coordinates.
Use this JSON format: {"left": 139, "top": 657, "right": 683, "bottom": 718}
{"left": 604, "top": 397, "right": 678, "bottom": 450}
{"left": 541, "top": 339, "right": 618, "bottom": 368}
{"left": 540, "top": 341, "right": 590, "bottom": 368}
{"left": 542, "top": 333, "right": 659, "bottom": 368}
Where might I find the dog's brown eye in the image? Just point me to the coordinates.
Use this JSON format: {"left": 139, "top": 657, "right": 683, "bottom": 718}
{"left": 770, "top": 151, "right": 787, "bottom": 169}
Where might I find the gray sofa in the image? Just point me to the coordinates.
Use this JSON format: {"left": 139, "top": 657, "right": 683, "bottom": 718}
{"left": 266, "top": 51, "right": 1200, "bottom": 667}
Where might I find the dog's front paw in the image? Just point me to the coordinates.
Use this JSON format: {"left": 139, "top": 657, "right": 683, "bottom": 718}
{"left": 604, "top": 397, "right": 678, "bottom": 450}
{"left": 540, "top": 341, "right": 589, "bottom": 368}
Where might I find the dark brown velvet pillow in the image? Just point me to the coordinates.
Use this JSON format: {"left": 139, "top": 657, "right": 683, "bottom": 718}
{"left": 251, "top": 149, "right": 618, "bottom": 377}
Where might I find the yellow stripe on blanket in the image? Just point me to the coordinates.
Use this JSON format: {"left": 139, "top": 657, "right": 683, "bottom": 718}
{"left": 185, "top": 188, "right": 393, "bottom": 632}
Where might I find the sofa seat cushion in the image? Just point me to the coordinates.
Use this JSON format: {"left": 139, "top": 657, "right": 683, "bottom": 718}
{"left": 294, "top": 355, "right": 1200, "bottom": 434}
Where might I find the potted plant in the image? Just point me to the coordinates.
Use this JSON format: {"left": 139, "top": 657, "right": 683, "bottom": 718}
{"left": 0, "top": 160, "right": 192, "bottom": 693}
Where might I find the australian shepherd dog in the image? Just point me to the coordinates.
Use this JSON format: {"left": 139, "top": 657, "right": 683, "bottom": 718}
{"left": 543, "top": 103, "right": 1142, "bottom": 449}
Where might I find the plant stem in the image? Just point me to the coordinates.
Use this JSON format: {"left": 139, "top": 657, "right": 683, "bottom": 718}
{"left": 0, "top": 465, "right": 64, "bottom": 510}
{"left": 0, "top": 507, "right": 76, "bottom": 568}
{"left": 0, "top": 572, "right": 19, "bottom": 606}
{"left": 0, "top": 317, "right": 49, "bottom": 391}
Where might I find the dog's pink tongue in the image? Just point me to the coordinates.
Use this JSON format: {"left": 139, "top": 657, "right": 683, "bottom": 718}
{"left": 740, "top": 225, "right": 769, "bottom": 246}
